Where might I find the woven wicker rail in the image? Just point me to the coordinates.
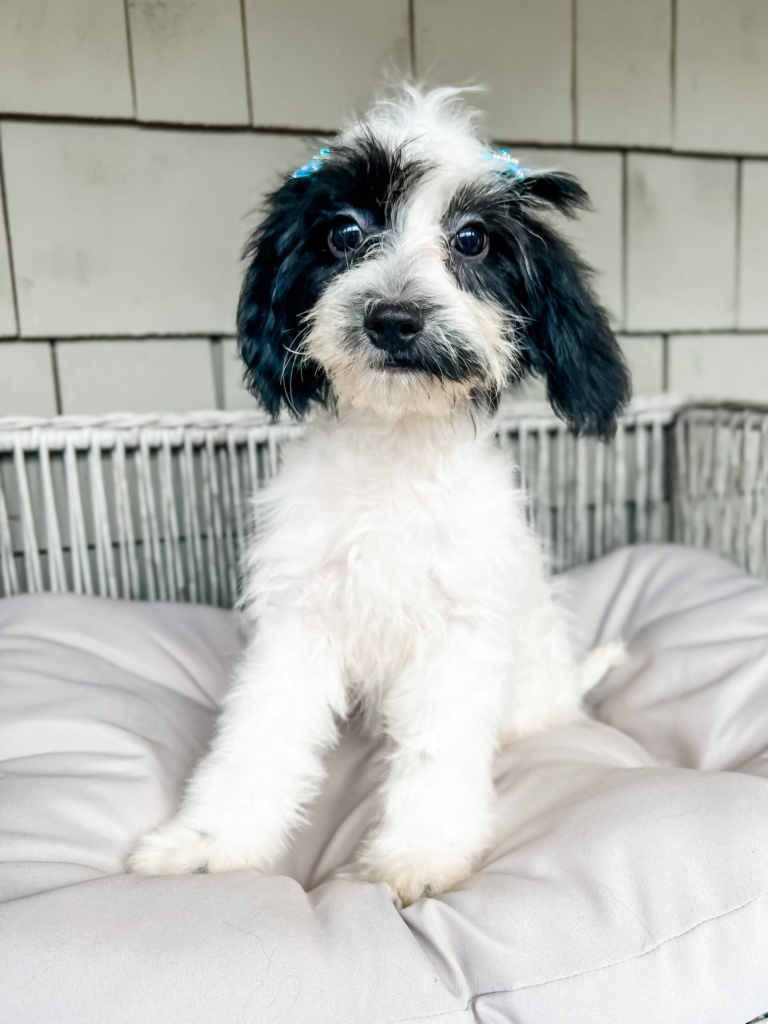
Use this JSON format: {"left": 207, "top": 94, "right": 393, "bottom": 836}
{"left": 0, "top": 398, "right": 763, "bottom": 606}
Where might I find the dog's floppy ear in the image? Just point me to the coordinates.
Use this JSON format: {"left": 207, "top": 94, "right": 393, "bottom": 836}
{"left": 237, "top": 177, "right": 328, "bottom": 418}
{"left": 514, "top": 173, "right": 631, "bottom": 438}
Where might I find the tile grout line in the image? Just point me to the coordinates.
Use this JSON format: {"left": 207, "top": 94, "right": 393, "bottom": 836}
{"left": 734, "top": 158, "right": 743, "bottom": 329}
{"left": 50, "top": 341, "right": 63, "bottom": 415}
{"left": 210, "top": 336, "right": 225, "bottom": 411}
{"left": 621, "top": 150, "right": 629, "bottom": 331}
{"left": 23, "top": 331, "right": 237, "bottom": 342}
{"left": 571, "top": 0, "right": 578, "bottom": 145}
{"left": 0, "top": 126, "right": 21, "bottom": 338}
{"left": 0, "top": 110, "right": 338, "bottom": 137}
{"left": 8, "top": 327, "right": 768, "bottom": 344}
{"left": 238, "top": 0, "right": 255, "bottom": 126}
{"left": 669, "top": 0, "right": 677, "bottom": 145}
{"left": 408, "top": 0, "right": 417, "bottom": 80}
{"left": 121, "top": 0, "right": 139, "bottom": 119}
{"left": 0, "top": 109, "right": 767, "bottom": 163}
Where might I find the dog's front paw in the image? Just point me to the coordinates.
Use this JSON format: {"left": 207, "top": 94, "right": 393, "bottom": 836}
{"left": 365, "top": 851, "right": 475, "bottom": 907}
{"left": 127, "top": 819, "right": 262, "bottom": 876}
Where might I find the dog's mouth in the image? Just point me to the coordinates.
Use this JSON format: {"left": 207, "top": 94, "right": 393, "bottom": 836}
{"left": 372, "top": 352, "right": 430, "bottom": 375}
{"left": 382, "top": 360, "right": 425, "bottom": 375}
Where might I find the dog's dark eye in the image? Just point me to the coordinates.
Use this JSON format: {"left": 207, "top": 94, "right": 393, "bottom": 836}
{"left": 329, "top": 217, "right": 364, "bottom": 256}
{"left": 453, "top": 224, "right": 488, "bottom": 258}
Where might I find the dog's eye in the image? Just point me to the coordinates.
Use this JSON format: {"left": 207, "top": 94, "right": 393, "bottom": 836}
{"left": 329, "top": 217, "right": 364, "bottom": 256}
{"left": 453, "top": 224, "right": 488, "bottom": 258}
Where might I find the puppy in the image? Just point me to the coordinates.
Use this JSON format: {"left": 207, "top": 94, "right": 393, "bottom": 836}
{"left": 130, "top": 87, "right": 630, "bottom": 905}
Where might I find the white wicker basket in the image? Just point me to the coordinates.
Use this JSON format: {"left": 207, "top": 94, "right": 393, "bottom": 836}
{"left": 0, "top": 397, "right": 761, "bottom": 606}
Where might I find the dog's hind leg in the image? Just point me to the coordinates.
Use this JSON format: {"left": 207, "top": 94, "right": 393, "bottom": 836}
{"left": 128, "top": 611, "right": 345, "bottom": 876}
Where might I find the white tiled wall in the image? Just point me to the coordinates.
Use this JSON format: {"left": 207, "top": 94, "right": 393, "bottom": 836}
{"left": 0, "top": 0, "right": 766, "bottom": 415}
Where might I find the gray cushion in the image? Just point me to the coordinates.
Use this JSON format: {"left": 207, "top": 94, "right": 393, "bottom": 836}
{"left": 0, "top": 544, "right": 767, "bottom": 1023}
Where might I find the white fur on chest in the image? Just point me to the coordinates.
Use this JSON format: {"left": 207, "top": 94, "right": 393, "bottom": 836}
{"left": 242, "top": 406, "right": 537, "bottom": 692}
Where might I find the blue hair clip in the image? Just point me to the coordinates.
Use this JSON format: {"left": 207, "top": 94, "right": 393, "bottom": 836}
{"left": 483, "top": 149, "right": 528, "bottom": 181}
{"left": 292, "top": 147, "right": 330, "bottom": 179}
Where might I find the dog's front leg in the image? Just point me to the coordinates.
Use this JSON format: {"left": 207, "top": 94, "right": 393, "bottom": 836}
{"left": 129, "top": 611, "right": 344, "bottom": 876}
{"left": 360, "top": 628, "right": 505, "bottom": 906}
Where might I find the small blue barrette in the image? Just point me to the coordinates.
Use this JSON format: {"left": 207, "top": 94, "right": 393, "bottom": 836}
{"left": 483, "top": 149, "right": 528, "bottom": 181}
{"left": 292, "top": 147, "right": 330, "bottom": 178}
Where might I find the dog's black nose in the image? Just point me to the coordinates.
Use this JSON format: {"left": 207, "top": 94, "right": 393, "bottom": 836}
{"left": 364, "top": 304, "right": 423, "bottom": 353}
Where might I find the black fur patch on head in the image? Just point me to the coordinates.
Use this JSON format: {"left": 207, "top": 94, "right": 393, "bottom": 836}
{"left": 446, "top": 172, "right": 631, "bottom": 438}
{"left": 238, "top": 135, "right": 426, "bottom": 417}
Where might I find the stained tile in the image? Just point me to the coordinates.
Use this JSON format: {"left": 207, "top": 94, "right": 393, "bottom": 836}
{"left": 128, "top": 0, "right": 250, "bottom": 125}
{"left": 245, "top": 0, "right": 410, "bottom": 129}
{"left": 0, "top": 0, "right": 133, "bottom": 118}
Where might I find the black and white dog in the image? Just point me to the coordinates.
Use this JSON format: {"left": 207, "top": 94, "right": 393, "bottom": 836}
{"left": 130, "top": 87, "right": 630, "bottom": 905}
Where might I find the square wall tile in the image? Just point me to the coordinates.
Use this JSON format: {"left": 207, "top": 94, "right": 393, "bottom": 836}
{"left": 0, "top": 343, "right": 57, "bottom": 415}
{"left": 675, "top": 0, "right": 768, "bottom": 154}
{"left": 2, "top": 122, "right": 306, "bottom": 337}
{"left": 415, "top": 0, "right": 573, "bottom": 143}
{"left": 616, "top": 335, "right": 664, "bottom": 395}
{"left": 513, "top": 149, "right": 623, "bottom": 326}
{"left": 626, "top": 154, "right": 737, "bottom": 332}
{"left": 668, "top": 334, "right": 768, "bottom": 402}
{"left": 0, "top": 0, "right": 133, "bottom": 118}
{"left": 56, "top": 339, "right": 216, "bottom": 414}
{"left": 576, "top": 0, "right": 672, "bottom": 147}
{"left": 245, "top": 0, "right": 410, "bottom": 129}
{"left": 128, "top": 0, "right": 250, "bottom": 124}
{"left": 739, "top": 161, "right": 768, "bottom": 329}
{"left": 0, "top": 178, "right": 17, "bottom": 337}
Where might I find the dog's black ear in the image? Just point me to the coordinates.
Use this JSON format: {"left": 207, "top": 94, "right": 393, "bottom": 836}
{"left": 516, "top": 169, "right": 593, "bottom": 218}
{"left": 237, "top": 176, "right": 328, "bottom": 418}
{"left": 514, "top": 174, "right": 631, "bottom": 439}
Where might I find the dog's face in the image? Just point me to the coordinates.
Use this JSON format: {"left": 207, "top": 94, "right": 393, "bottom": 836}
{"left": 238, "top": 88, "right": 630, "bottom": 434}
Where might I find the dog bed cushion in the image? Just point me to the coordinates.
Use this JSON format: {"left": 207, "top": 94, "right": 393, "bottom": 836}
{"left": 0, "top": 544, "right": 766, "bottom": 1024}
